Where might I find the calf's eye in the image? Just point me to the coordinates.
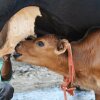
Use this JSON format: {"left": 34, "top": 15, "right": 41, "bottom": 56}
{"left": 36, "top": 41, "right": 44, "bottom": 47}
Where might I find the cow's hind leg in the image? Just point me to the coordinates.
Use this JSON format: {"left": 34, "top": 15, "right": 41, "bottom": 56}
{"left": 0, "top": 23, "right": 8, "bottom": 48}
{"left": 0, "top": 31, "right": 7, "bottom": 48}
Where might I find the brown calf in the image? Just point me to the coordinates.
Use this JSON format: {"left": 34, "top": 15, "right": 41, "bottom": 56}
{"left": 14, "top": 28, "right": 100, "bottom": 100}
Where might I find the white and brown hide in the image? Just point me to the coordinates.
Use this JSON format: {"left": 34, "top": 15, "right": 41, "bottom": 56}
{"left": 0, "top": 6, "right": 41, "bottom": 57}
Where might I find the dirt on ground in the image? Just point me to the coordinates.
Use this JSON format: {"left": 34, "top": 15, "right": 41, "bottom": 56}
{"left": 10, "top": 57, "right": 63, "bottom": 92}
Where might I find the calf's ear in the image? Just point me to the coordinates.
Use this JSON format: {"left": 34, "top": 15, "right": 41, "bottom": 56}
{"left": 55, "top": 39, "right": 69, "bottom": 55}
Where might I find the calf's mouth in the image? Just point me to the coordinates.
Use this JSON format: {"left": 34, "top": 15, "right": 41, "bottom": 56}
{"left": 13, "top": 35, "right": 36, "bottom": 59}
{"left": 13, "top": 52, "right": 22, "bottom": 59}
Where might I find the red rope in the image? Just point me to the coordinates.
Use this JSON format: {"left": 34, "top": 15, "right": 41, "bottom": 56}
{"left": 61, "top": 42, "right": 75, "bottom": 100}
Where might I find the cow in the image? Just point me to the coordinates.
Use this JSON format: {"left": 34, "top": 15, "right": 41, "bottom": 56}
{"left": 1, "top": 0, "right": 100, "bottom": 57}
{"left": 1, "top": 0, "right": 100, "bottom": 69}
{"left": 1, "top": 1, "right": 100, "bottom": 99}
{"left": 14, "top": 27, "right": 100, "bottom": 100}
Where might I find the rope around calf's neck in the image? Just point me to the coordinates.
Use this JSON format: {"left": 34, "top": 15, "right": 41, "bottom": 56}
{"left": 61, "top": 42, "right": 76, "bottom": 100}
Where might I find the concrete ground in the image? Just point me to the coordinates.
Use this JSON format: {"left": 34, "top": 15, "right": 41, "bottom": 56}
{"left": 12, "top": 87, "right": 95, "bottom": 100}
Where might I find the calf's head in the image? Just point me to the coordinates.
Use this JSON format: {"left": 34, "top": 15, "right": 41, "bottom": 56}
{"left": 14, "top": 35, "right": 69, "bottom": 75}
